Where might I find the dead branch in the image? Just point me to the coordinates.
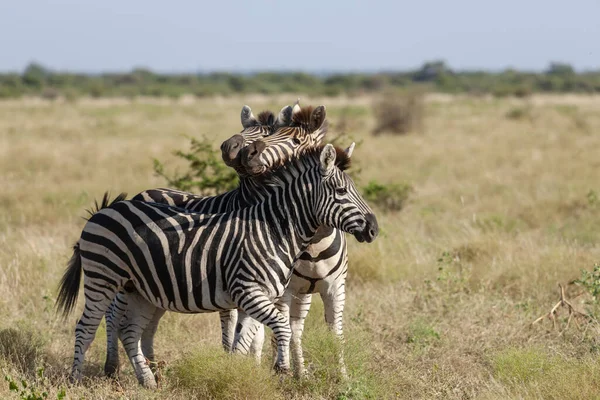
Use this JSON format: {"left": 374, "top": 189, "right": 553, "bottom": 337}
{"left": 531, "top": 283, "right": 595, "bottom": 334}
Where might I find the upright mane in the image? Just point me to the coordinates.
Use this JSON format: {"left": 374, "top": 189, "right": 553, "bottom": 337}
{"left": 256, "top": 111, "right": 276, "bottom": 127}
{"left": 291, "top": 106, "right": 315, "bottom": 128}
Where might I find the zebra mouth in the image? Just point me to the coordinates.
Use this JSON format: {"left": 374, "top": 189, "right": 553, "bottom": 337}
{"left": 246, "top": 165, "right": 267, "bottom": 176}
{"left": 353, "top": 231, "right": 366, "bottom": 243}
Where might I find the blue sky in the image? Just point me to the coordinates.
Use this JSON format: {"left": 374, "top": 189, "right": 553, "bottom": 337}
{"left": 0, "top": 0, "right": 598, "bottom": 73}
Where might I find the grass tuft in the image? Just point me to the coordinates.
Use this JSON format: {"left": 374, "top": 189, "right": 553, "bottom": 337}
{"left": 168, "top": 346, "right": 281, "bottom": 400}
{"left": 0, "top": 328, "right": 46, "bottom": 375}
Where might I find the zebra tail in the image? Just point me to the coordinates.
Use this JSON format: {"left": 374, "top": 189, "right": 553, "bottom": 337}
{"left": 56, "top": 242, "right": 83, "bottom": 319}
{"left": 56, "top": 191, "right": 128, "bottom": 318}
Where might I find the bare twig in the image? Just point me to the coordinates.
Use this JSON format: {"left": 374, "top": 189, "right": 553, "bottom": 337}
{"left": 531, "top": 283, "right": 594, "bottom": 333}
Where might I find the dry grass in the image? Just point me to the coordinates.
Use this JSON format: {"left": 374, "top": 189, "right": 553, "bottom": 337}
{"left": 1, "top": 95, "right": 600, "bottom": 399}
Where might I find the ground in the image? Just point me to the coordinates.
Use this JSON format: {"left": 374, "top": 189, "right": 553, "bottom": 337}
{"left": 1, "top": 94, "right": 600, "bottom": 399}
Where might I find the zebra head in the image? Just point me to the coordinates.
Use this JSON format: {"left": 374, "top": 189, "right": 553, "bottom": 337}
{"left": 220, "top": 105, "right": 293, "bottom": 173}
{"left": 240, "top": 104, "right": 328, "bottom": 176}
{"left": 315, "top": 144, "right": 378, "bottom": 243}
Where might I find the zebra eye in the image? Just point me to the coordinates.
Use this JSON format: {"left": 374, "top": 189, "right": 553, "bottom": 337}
{"left": 292, "top": 138, "right": 301, "bottom": 145}
{"left": 336, "top": 187, "right": 348, "bottom": 196}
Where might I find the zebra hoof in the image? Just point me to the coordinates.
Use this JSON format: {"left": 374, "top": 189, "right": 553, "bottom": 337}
{"left": 138, "top": 376, "right": 158, "bottom": 390}
{"left": 104, "top": 363, "right": 119, "bottom": 378}
{"left": 293, "top": 368, "right": 309, "bottom": 379}
{"left": 273, "top": 364, "right": 292, "bottom": 376}
{"left": 69, "top": 371, "right": 83, "bottom": 385}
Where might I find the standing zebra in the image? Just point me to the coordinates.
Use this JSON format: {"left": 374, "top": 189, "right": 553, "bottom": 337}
{"left": 107, "top": 102, "right": 356, "bottom": 378}
{"left": 57, "top": 144, "right": 378, "bottom": 388}
{"left": 103, "top": 104, "right": 298, "bottom": 377}
{"left": 101, "top": 103, "right": 331, "bottom": 381}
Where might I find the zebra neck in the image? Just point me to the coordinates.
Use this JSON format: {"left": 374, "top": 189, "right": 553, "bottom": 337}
{"left": 258, "top": 181, "right": 319, "bottom": 260}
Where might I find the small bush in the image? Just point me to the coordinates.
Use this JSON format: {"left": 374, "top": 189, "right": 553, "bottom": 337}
{"left": 505, "top": 105, "right": 533, "bottom": 121}
{"left": 169, "top": 346, "right": 281, "bottom": 400}
{"left": 362, "top": 180, "right": 412, "bottom": 212}
{"left": 372, "top": 89, "right": 425, "bottom": 135}
{"left": 0, "top": 328, "right": 46, "bottom": 375}
{"left": 153, "top": 136, "right": 238, "bottom": 195}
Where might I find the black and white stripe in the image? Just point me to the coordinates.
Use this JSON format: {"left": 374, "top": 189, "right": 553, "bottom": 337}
{"left": 57, "top": 144, "right": 377, "bottom": 388}
{"left": 107, "top": 104, "right": 356, "bottom": 379}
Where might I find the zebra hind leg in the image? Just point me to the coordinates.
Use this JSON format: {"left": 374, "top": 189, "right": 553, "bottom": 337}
{"left": 219, "top": 309, "right": 238, "bottom": 352}
{"left": 70, "top": 286, "right": 118, "bottom": 384}
{"left": 140, "top": 307, "right": 166, "bottom": 377}
{"left": 118, "top": 292, "right": 159, "bottom": 389}
{"left": 104, "top": 290, "right": 128, "bottom": 377}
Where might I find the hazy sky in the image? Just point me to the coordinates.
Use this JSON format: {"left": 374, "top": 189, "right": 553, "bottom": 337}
{"left": 0, "top": 0, "right": 598, "bottom": 73}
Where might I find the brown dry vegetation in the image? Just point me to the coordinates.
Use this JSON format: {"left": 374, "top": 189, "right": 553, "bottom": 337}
{"left": 1, "top": 94, "right": 600, "bottom": 399}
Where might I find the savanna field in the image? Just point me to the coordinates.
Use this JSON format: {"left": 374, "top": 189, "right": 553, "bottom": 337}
{"left": 2, "top": 94, "right": 600, "bottom": 399}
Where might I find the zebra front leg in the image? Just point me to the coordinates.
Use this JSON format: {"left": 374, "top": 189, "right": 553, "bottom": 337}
{"left": 322, "top": 284, "right": 348, "bottom": 379}
{"left": 232, "top": 310, "right": 264, "bottom": 363}
{"left": 234, "top": 293, "right": 292, "bottom": 374}
{"left": 118, "top": 292, "right": 159, "bottom": 389}
{"left": 219, "top": 309, "right": 238, "bottom": 352}
{"left": 104, "top": 291, "right": 128, "bottom": 377}
{"left": 289, "top": 292, "right": 313, "bottom": 378}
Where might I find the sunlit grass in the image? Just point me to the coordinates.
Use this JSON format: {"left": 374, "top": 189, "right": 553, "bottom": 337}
{"left": 1, "top": 94, "right": 600, "bottom": 398}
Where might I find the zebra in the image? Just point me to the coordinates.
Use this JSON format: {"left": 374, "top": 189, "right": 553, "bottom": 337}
{"left": 57, "top": 143, "right": 379, "bottom": 388}
{"left": 101, "top": 103, "right": 331, "bottom": 380}
{"left": 107, "top": 103, "right": 355, "bottom": 378}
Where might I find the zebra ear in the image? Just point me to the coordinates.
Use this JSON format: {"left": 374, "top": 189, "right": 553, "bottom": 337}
{"left": 275, "top": 105, "right": 293, "bottom": 128}
{"left": 241, "top": 105, "right": 258, "bottom": 128}
{"left": 292, "top": 102, "right": 302, "bottom": 116}
{"left": 319, "top": 144, "right": 337, "bottom": 175}
{"left": 310, "top": 105, "right": 326, "bottom": 130}
{"left": 344, "top": 142, "right": 355, "bottom": 158}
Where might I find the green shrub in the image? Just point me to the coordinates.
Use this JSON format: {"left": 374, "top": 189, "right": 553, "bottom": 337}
{"left": 153, "top": 136, "right": 238, "bottom": 195}
{"left": 362, "top": 180, "right": 412, "bottom": 212}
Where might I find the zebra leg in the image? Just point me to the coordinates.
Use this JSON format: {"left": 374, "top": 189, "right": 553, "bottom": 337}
{"left": 289, "top": 292, "right": 313, "bottom": 378}
{"left": 219, "top": 309, "right": 238, "bottom": 352}
{"left": 234, "top": 293, "right": 292, "bottom": 374}
{"left": 71, "top": 284, "right": 118, "bottom": 383}
{"left": 232, "top": 310, "right": 264, "bottom": 362}
{"left": 249, "top": 321, "right": 265, "bottom": 362}
{"left": 118, "top": 292, "right": 158, "bottom": 389}
{"left": 140, "top": 307, "right": 166, "bottom": 375}
{"left": 104, "top": 290, "right": 128, "bottom": 377}
{"left": 322, "top": 284, "right": 348, "bottom": 379}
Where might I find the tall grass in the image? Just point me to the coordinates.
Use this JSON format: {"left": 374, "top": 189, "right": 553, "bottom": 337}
{"left": 1, "top": 95, "right": 600, "bottom": 398}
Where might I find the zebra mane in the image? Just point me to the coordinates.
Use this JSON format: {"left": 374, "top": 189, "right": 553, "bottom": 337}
{"left": 256, "top": 144, "right": 351, "bottom": 186}
{"left": 85, "top": 192, "right": 128, "bottom": 220}
{"left": 256, "top": 111, "right": 276, "bottom": 126}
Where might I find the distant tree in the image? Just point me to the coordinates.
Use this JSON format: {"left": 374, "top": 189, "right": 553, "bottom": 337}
{"left": 414, "top": 60, "right": 451, "bottom": 82}
{"left": 546, "top": 62, "right": 575, "bottom": 76}
{"left": 22, "top": 62, "right": 49, "bottom": 88}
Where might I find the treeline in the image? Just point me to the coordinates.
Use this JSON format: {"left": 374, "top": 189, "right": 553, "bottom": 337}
{"left": 1, "top": 61, "right": 599, "bottom": 99}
